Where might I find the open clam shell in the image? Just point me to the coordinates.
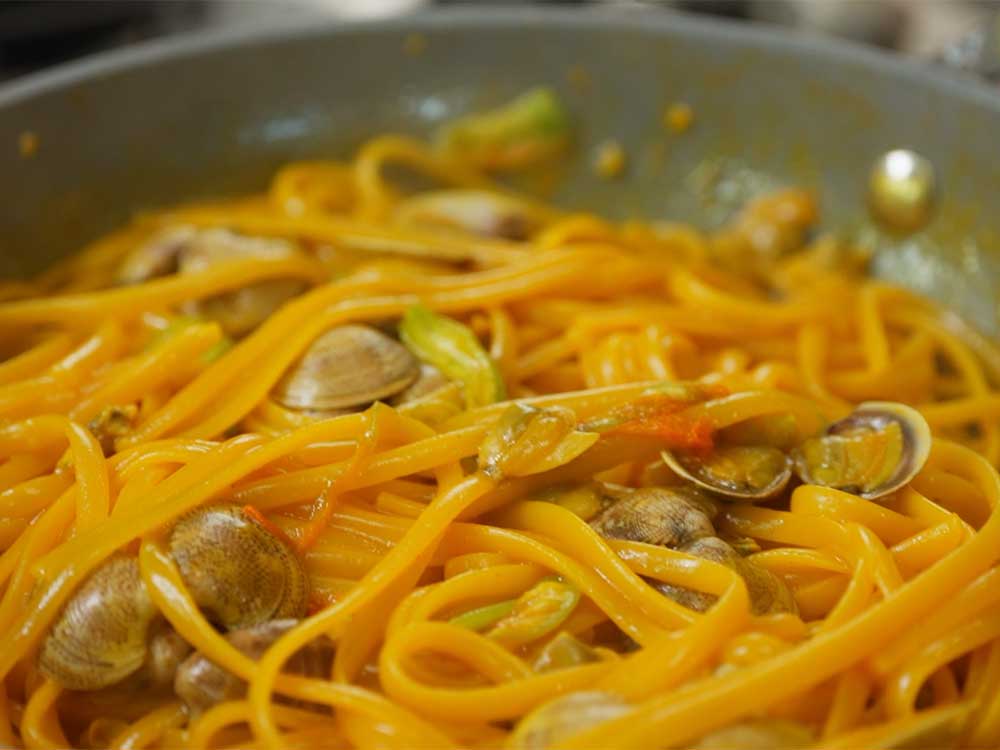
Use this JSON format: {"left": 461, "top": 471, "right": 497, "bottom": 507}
{"left": 661, "top": 445, "right": 792, "bottom": 502}
{"left": 792, "top": 401, "right": 931, "bottom": 500}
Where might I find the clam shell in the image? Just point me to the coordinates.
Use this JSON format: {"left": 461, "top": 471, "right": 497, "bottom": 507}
{"left": 661, "top": 445, "right": 792, "bottom": 502}
{"left": 273, "top": 324, "right": 419, "bottom": 412}
{"left": 589, "top": 485, "right": 717, "bottom": 548}
{"left": 38, "top": 556, "right": 157, "bottom": 691}
{"left": 169, "top": 505, "right": 308, "bottom": 629}
{"left": 792, "top": 400, "right": 931, "bottom": 500}
{"left": 508, "top": 691, "right": 630, "bottom": 750}
{"left": 393, "top": 189, "right": 545, "bottom": 240}
{"left": 175, "top": 619, "right": 333, "bottom": 716}
{"left": 178, "top": 229, "right": 306, "bottom": 337}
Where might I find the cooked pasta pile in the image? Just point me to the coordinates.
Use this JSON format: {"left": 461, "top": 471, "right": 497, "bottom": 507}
{"left": 2, "top": 96, "right": 1000, "bottom": 750}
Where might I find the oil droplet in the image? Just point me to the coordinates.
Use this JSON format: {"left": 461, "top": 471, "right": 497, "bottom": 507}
{"left": 664, "top": 102, "right": 694, "bottom": 134}
{"left": 18, "top": 131, "right": 38, "bottom": 158}
{"left": 593, "top": 140, "right": 627, "bottom": 180}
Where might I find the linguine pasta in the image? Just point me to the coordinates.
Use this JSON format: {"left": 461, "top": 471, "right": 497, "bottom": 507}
{"left": 1, "top": 101, "right": 1000, "bottom": 750}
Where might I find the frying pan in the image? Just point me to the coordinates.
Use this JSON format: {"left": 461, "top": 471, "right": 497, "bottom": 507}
{"left": 1, "top": 7, "right": 999, "bottom": 332}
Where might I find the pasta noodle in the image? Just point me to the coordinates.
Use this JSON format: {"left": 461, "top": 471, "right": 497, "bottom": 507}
{"left": 1, "top": 112, "right": 1000, "bottom": 750}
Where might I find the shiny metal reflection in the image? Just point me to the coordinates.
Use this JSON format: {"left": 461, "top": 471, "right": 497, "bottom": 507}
{"left": 868, "top": 149, "right": 937, "bottom": 234}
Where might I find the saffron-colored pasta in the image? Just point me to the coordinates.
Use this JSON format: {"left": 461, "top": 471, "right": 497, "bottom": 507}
{"left": 1, "top": 122, "right": 1000, "bottom": 750}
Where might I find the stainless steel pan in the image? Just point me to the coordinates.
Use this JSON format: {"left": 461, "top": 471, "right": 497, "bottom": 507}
{"left": 1, "top": 8, "right": 999, "bottom": 330}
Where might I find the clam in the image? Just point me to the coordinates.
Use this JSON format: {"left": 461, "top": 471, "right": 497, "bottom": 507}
{"left": 531, "top": 632, "right": 600, "bottom": 673}
{"left": 118, "top": 227, "right": 308, "bottom": 337}
{"left": 508, "top": 691, "right": 631, "bottom": 749}
{"left": 661, "top": 445, "right": 792, "bottom": 502}
{"left": 792, "top": 401, "right": 931, "bottom": 500}
{"left": 38, "top": 505, "right": 309, "bottom": 692}
{"left": 135, "top": 624, "right": 193, "bottom": 691}
{"left": 648, "top": 536, "right": 798, "bottom": 617}
{"left": 272, "top": 324, "right": 419, "bottom": 412}
{"left": 116, "top": 227, "right": 193, "bottom": 285}
{"left": 691, "top": 719, "right": 815, "bottom": 749}
{"left": 188, "top": 278, "right": 306, "bottom": 338}
{"left": 588, "top": 484, "right": 718, "bottom": 549}
{"left": 174, "top": 619, "right": 334, "bottom": 716}
{"left": 673, "top": 536, "right": 798, "bottom": 617}
{"left": 393, "top": 189, "right": 546, "bottom": 240}
{"left": 38, "top": 556, "right": 159, "bottom": 691}
{"left": 391, "top": 362, "right": 451, "bottom": 404}
{"left": 586, "top": 484, "right": 795, "bottom": 616}
{"left": 91, "top": 622, "right": 192, "bottom": 694}
{"left": 177, "top": 229, "right": 307, "bottom": 337}
{"left": 649, "top": 577, "right": 717, "bottom": 614}
{"left": 169, "top": 505, "right": 309, "bottom": 629}
{"left": 389, "top": 363, "right": 463, "bottom": 426}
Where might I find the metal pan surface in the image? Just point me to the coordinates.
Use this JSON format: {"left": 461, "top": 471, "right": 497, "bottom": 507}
{"left": 0, "top": 8, "right": 998, "bottom": 329}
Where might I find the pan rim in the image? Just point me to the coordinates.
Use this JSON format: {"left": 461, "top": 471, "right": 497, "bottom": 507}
{"left": 0, "top": 6, "right": 998, "bottom": 114}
